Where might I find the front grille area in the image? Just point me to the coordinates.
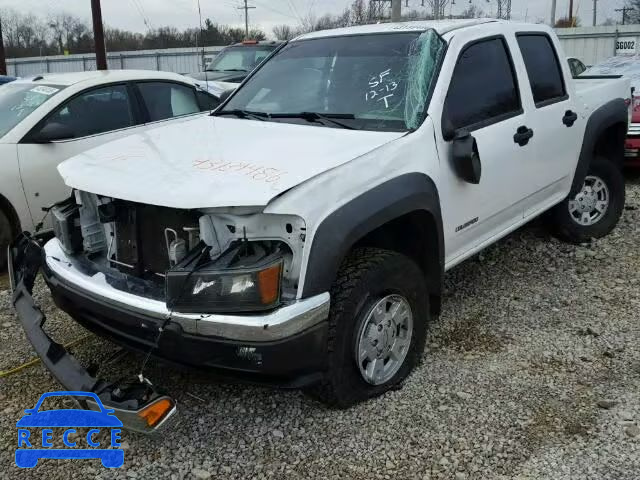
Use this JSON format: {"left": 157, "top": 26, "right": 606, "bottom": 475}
{"left": 628, "top": 123, "right": 640, "bottom": 136}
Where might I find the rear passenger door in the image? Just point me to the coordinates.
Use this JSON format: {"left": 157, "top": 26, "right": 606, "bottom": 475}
{"left": 515, "top": 33, "right": 583, "bottom": 217}
{"left": 437, "top": 35, "right": 535, "bottom": 265}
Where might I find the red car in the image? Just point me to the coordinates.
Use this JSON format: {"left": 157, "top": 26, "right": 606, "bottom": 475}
{"left": 626, "top": 97, "right": 640, "bottom": 166}
{"left": 583, "top": 55, "right": 637, "bottom": 165}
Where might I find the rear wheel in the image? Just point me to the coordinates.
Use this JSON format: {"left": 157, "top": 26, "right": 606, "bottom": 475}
{"left": 308, "top": 248, "right": 430, "bottom": 407}
{"left": 0, "top": 209, "right": 13, "bottom": 272}
{"left": 550, "top": 156, "right": 625, "bottom": 244}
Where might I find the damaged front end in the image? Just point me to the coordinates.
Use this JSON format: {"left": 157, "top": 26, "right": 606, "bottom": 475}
{"left": 54, "top": 191, "right": 306, "bottom": 314}
{"left": 10, "top": 192, "right": 330, "bottom": 433}
{"left": 9, "top": 233, "right": 177, "bottom": 433}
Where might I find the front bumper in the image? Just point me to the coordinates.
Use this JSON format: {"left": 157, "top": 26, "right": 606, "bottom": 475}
{"left": 10, "top": 235, "right": 177, "bottom": 433}
{"left": 10, "top": 235, "right": 330, "bottom": 433}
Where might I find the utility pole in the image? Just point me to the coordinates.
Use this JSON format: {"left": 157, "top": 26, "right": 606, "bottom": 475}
{"left": 592, "top": 0, "right": 597, "bottom": 26}
{"left": 569, "top": 0, "right": 574, "bottom": 26}
{"left": 392, "top": 0, "right": 402, "bottom": 22}
{"left": 550, "top": 0, "right": 557, "bottom": 26}
{"left": 90, "top": 0, "right": 107, "bottom": 70}
{"left": 0, "top": 16, "right": 6, "bottom": 76}
{"left": 238, "top": 0, "right": 256, "bottom": 39}
{"left": 615, "top": 7, "right": 630, "bottom": 25}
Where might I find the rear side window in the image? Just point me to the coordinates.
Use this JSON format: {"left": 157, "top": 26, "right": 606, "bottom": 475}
{"left": 444, "top": 37, "right": 521, "bottom": 130}
{"left": 517, "top": 34, "right": 567, "bottom": 106}
{"left": 137, "top": 82, "right": 200, "bottom": 122}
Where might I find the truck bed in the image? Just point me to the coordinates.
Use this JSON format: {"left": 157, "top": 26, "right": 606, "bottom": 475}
{"left": 574, "top": 75, "right": 631, "bottom": 120}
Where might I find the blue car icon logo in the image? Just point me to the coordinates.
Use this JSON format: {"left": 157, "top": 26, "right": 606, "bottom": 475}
{"left": 16, "top": 391, "right": 124, "bottom": 468}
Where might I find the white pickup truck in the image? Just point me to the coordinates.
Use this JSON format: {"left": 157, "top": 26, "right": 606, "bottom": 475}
{"left": 10, "top": 20, "right": 630, "bottom": 432}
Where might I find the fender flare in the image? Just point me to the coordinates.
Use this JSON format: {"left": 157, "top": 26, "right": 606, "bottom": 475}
{"left": 301, "top": 173, "right": 444, "bottom": 305}
{"left": 570, "top": 98, "right": 628, "bottom": 195}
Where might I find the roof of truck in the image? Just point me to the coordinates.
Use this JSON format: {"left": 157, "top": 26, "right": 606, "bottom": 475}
{"left": 294, "top": 19, "right": 498, "bottom": 41}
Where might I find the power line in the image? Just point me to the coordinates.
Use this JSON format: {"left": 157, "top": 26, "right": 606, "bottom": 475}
{"left": 253, "top": 0, "right": 298, "bottom": 20}
{"left": 285, "top": 0, "right": 303, "bottom": 22}
{"left": 128, "top": 0, "right": 153, "bottom": 31}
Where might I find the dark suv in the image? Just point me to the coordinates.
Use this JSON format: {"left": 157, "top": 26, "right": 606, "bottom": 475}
{"left": 188, "top": 40, "right": 283, "bottom": 83}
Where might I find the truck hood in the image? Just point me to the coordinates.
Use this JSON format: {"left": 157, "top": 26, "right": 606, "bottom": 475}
{"left": 58, "top": 115, "right": 405, "bottom": 209}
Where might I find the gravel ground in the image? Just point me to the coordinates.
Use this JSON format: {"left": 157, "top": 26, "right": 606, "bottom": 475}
{"left": 2, "top": 177, "right": 640, "bottom": 480}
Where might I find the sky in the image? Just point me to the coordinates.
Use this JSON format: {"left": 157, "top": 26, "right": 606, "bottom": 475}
{"left": 1, "top": 0, "right": 628, "bottom": 36}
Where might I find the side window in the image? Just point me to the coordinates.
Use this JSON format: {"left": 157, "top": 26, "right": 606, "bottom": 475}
{"left": 517, "top": 34, "right": 567, "bottom": 106}
{"left": 196, "top": 90, "right": 220, "bottom": 111}
{"left": 137, "top": 82, "right": 200, "bottom": 122}
{"left": 444, "top": 38, "right": 521, "bottom": 130}
{"left": 42, "top": 84, "right": 133, "bottom": 138}
{"left": 568, "top": 58, "right": 586, "bottom": 77}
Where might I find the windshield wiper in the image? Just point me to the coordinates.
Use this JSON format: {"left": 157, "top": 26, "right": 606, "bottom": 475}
{"left": 213, "top": 109, "right": 268, "bottom": 121}
{"left": 270, "top": 112, "right": 357, "bottom": 130}
{"left": 222, "top": 68, "right": 247, "bottom": 72}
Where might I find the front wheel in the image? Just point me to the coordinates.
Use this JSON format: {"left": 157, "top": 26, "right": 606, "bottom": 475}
{"left": 550, "top": 156, "right": 625, "bottom": 244}
{"left": 307, "top": 248, "right": 430, "bottom": 408}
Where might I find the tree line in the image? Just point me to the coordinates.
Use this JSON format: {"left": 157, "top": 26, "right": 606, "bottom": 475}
{"left": 2, "top": 0, "right": 516, "bottom": 59}
{"left": 272, "top": 0, "right": 484, "bottom": 41}
{"left": 0, "top": 9, "right": 267, "bottom": 58}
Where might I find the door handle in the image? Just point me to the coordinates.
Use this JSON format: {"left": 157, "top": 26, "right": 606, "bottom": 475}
{"left": 563, "top": 110, "right": 578, "bottom": 127}
{"left": 513, "top": 126, "right": 534, "bottom": 147}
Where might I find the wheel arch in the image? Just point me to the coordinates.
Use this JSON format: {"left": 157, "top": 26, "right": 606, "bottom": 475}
{"left": 0, "top": 192, "right": 21, "bottom": 238}
{"left": 571, "top": 98, "right": 628, "bottom": 196}
{"left": 301, "top": 173, "right": 444, "bottom": 315}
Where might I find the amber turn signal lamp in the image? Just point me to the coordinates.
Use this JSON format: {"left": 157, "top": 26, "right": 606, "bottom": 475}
{"left": 257, "top": 262, "right": 282, "bottom": 305}
{"left": 138, "top": 398, "right": 174, "bottom": 428}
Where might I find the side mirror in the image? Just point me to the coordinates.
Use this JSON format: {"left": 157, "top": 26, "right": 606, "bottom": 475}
{"left": 218, "top": 89, "right": 235, "bottom": 104}
{"left": 30, "top": 122, "right": 75, "bottom": 144}
{"left": 451, "top": 129, "right": 482, "bottom": 184}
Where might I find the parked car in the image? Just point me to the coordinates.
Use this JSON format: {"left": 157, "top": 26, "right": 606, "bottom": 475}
{"left": 583, "top": 55, "right": 640, "bottom": 165}
{"left": 187, "top": 40, "right": 282, "bottom": 83}
{"left": 10, "top": 20, "right": 629, "bottom": 432}
{"left": 0, "top": 75, "right": 17, "bottom": 85}
{"left": 0, "top": 70, "right": 220, "bottom": 270}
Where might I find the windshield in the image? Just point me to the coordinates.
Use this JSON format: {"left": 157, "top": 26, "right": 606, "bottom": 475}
{"left": 221, "top": 31, "right": 446, "bottom": 132}
{"left": 0, "top": 83, "right": 66, "bottom": 138}
{"left": 208, "top": 45, "right": 275, "bottom": 72}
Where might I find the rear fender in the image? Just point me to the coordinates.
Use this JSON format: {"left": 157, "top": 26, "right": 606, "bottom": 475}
{"left": 571, "top": 98, "right": 628, "bottom": 195}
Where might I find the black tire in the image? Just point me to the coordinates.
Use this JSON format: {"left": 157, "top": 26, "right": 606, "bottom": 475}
{"left": 0, "top": 209, "right": 13, "bottom": 272}
{"left": 307, "top": 248, "right": 430, "bottom": 408}
{"left": 550, "top": 156, "right": 625, "bottom": 244}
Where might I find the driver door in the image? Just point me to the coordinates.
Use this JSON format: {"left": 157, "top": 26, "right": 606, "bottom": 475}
{"left": 435, "top": 35, "right": 535, "bottom": 267}
{"left": 17, "top": 83, "right": 139, "bottom": 230}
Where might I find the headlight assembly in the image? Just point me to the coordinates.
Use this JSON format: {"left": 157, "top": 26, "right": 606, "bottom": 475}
{"left": 166, "top": 242, "right": 284, "bottom": 313}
